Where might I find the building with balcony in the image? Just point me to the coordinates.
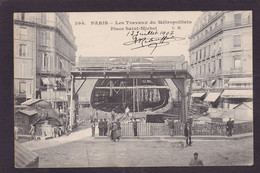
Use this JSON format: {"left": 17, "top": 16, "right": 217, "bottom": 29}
{"left": 189, "top": 11, "right": 252, "bottom": 107}
{"left": 14, "top": 13, "right": 77, "bottom": 105}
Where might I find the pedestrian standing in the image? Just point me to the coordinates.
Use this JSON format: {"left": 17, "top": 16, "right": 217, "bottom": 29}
{"left": 184, "top": 122, "right": 192, "bottom": 146}
{"left": 91, "top": 120, "right": 96, "bottom": 137}
{"left": 226, "top": 118, "right": 234, "bottom": 137}
{"left": 28, "top": 124, "right": 36, "bottom": 141}
{"left": 125, "top": 106, "right": 130, "bottom": 117}
{"left": 107, "top": 120, "right": 111, "bottom": 138}
{"left": 115, "top": 119, "right": 121, "bottom": 141}
{"left": 168, "top": 118, "right": 175, "bottom": 136}
{"left": 103, "top": 119, "right": 108, "bottom": 136}
{"left": 189, "top": 152, "right": 203, "bottom": 166}
{"left": 111, "top": 122, "right": 117, "bottom": 142}
{"left": 133, "top": 119, "right": 138, "bottom": 136}
{"left": 98, "top": 119, "right": 103, "bottom": 136}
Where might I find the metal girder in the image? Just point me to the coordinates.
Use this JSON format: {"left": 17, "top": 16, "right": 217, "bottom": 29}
{"left": 71, "top": 70, "right": 192, "bottom": 79}
{"left": 75, "top": 78, "right": 87, "bottom": 94}
{"left": 171, "top": 78, "right": 185, "bottom": 95}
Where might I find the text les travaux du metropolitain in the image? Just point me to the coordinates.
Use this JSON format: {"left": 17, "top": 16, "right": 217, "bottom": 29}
{"left": 89, "top": 20, "right": 192, "bottom": 31}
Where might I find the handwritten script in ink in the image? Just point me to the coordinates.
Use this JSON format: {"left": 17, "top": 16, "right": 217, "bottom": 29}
{"left": 123, "top": 30, "right": 185, "bottom": 55}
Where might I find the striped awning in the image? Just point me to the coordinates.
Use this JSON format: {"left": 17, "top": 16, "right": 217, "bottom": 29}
{"left": 15, "top": 142, "right": 39, "bottom": 168}
{"left": 221, "top": 90, "right": 253, "bottom": 98}
{"left": 204, "top": 92, "right": 221, "bottom": 102}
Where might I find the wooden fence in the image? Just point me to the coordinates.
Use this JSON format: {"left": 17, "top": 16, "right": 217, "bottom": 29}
{"left": 120, "top": 121, "right": 253, "bottom": 136}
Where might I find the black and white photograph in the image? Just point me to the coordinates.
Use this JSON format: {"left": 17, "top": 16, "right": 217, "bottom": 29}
{"left": 13, "top": 11, "right": 253, "bottom": 168}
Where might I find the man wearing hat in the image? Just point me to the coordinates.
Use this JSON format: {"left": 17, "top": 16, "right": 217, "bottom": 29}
{"left": 226, "top": 118, "right": 234, "bottom": 137}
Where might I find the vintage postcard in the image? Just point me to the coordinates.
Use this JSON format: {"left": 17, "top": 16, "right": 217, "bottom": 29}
{"left": 14, "top": 11, "right": 253, "bottom": 168}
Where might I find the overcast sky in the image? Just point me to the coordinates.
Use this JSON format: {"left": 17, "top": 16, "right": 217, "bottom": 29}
{"left": 69, "top": 11, "right": 202, "bottom": 61}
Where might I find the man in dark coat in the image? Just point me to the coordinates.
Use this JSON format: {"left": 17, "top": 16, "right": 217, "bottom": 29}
{"left": 184, "top": 122, "right": 192, "bottom": 146}
{"left": 103, "top": 119, "right": 108, "bottom": 136}
{"left": 98, "top": 119, "right": 103, "bottom": 136}
{"left": 91, "top": 120, "right": 96, "bottom": 137}
{"left": 226, "top": 118, "right": 234, "bottom": 137}
{"left": 133, "top": 119, "right": 138, "bottom": 136}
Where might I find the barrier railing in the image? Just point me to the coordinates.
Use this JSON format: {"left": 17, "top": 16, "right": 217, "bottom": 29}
{"left": 120, "top": 121, "right": 253, "bottom": 136}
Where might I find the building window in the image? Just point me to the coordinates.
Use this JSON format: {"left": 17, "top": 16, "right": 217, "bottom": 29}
{"left": 233, "top": 56, "right": 241, "bottom": 69}
{"left": 210, "top": 26, "right": 212, "bottom": 31}
{"left": 19, "top": 82, "right": 26, "bottom": 94}
{"left": 21, "top": 13, "right": 25, "bottom": 21}
{"left": 200, "top": 49, "right": 202, "bottom": 59}
{"left": 40, "top": 30, "right": 50, "bottom": 46}
{"left": 208, "top": 63, "right": 211, "bottom": 72}
{"left": 19, "top": 27, "right": 27, "bottom": 39}
{"left": 213, "top": 60, "right": 216, "bottom": 72}
{"left": 196, "top": 51, "right": 198, "bottom": 62}
{"left": 41, "top": 52, "right": 51, "bottom": 71}
{"left": 233, "top": 35, "right": 241, "bottom": 47}
{"left": 41, "top": 13, "right": 46, "bottom": 24}
{"left": 208, "top": 45, "right": 211, "bottom": 56}
{"left": 234, "top": 13, "right": 241, "bottom": 26}
{"left": 204, "top": 64, "right": 206, "bottom": 74}
{"left": 219, "top": 38, "right": 222, "bottom": 50}
{"left": 213, "top": 42, "right": 216, "bottom": 53}
{"left": 219, "top": 59, "right": 222, "bottom": 70}
{"left": 19, "top": 44, "right": 27, "bottom": 57}
{"left": 204, "top": 47, "right": 206, "bottom": 58}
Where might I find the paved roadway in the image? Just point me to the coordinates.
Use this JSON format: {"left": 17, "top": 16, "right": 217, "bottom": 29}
{"left": 21, "top": 124, "right": 253, "bottom": 167}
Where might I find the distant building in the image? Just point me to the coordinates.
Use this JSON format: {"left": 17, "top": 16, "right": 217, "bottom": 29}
{"left": 14, "top": 13, "right": 77, "bottom": 105}
{"left": 189, "top": 11, "right": 252, "bottom": 107}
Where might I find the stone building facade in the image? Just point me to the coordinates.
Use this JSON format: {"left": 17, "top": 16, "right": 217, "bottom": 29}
{"left": 14, "top": 13, "right": 77, "bottom": 105}
{"left": 189, "top": 11, "right": 252, "bottom": 107}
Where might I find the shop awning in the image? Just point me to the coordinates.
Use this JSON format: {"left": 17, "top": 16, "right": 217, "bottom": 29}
{"left": 228, "top": 78, "right": 252, "bottom": 84}
{"left": 41, "top": 78, "right": 51, "bottom": 85}
{"left": 221, "top": 90, "right": 253, "bottom": 98}
{"left": 204, "top": 92, "right": 221, "bottom": 102}
{"left": 191, "top": 93, "right": 206, "bottom": 98}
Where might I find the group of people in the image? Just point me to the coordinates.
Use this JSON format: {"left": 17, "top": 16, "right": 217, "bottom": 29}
{"left": 91, "top": 118, "right": 122, "bottom": 142}
{"left": 98, "top": 119, "right": 108, "bottom": 136}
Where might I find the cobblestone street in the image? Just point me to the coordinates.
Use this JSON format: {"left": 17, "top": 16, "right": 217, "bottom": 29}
{"left": 34, "top": 136, "right": 253, "bottom": 167}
